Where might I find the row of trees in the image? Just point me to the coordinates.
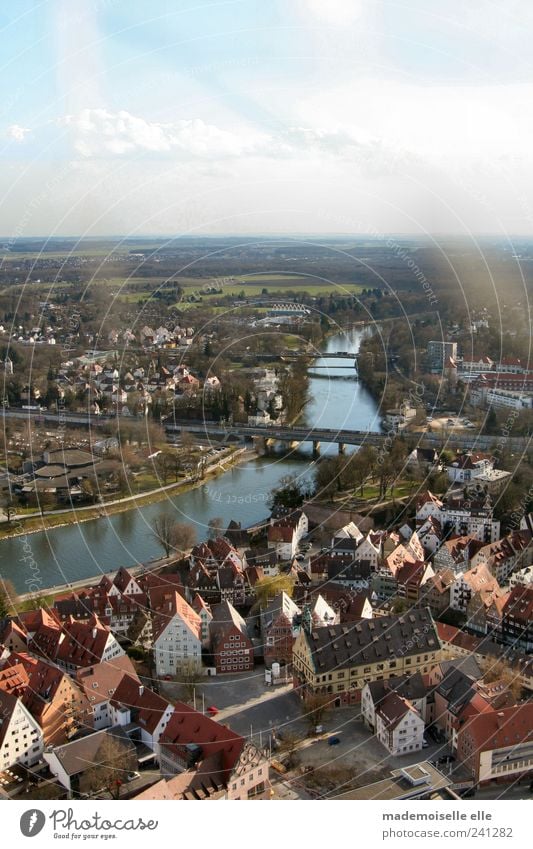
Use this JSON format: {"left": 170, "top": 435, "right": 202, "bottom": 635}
{"left": 314, "top": 441, "right": 409, "bottom": 500}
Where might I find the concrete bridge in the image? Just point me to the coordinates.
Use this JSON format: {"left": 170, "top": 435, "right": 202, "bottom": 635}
{"left": 165, "top": 420, "right": 382, "bottom": 454}
{"left": 2, "top": 409, "right": 529, "bottom": 456}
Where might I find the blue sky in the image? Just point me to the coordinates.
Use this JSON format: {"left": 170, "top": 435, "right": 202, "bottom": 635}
{"left": 2, "top": 0, "right": 533, "bottom": 236}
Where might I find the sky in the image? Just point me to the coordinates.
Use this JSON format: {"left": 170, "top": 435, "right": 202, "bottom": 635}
{"left": 2, "top": 0, "right": 533, "bottom": 238}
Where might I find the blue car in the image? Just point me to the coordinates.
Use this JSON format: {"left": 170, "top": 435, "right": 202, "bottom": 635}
{"left": 328, "top": 736, "right": 341, "bottom": 746}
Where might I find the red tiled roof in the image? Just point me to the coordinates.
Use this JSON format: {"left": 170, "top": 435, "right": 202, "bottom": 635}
{"left": 152, "top": 591, "right": 201, "bottom": 643}
{"left": 159, "top": 703, "right": 244, "bottom": 775}
{"left": 110, "top": 675, "right": 170, "bottom": 734}
{"left": 461, "top": 703, "right": 533, "bottom": 753}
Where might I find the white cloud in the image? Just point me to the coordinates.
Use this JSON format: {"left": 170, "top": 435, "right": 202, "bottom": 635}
{"left": 298, "top": 0, "right": 365, "bottom": 25}
{"left": 6, "top": 124, "right": 31, "bottom": 142}
{"left": 60, "top": 109, "right": 266, "bottom": 159}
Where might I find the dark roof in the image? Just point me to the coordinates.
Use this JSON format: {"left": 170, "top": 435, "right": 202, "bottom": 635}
{"left": 48, "top": 728, "right": 135, "bottom": 776}
{"left": 367, "top": 672, "right": 427, "bottom": 705}
{"left": 303, "top": 608, "right": 439, "bottom": 673}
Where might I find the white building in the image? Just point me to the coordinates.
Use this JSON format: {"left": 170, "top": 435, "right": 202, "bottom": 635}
{"left": 152, "top": 591, "right": 202, "bottom": 678}
{"left": 446, "top": 452, "right": 494, "bottom": 484}
{"left": 0, "top": 692, "right": 44, "bottom": 770}
{"left": 375, "top": 691, "right": 425, "bottom": 757}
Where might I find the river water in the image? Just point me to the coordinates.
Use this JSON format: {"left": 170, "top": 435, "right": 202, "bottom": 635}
{"left": 0, "top": 326, "right": 381, "bottom": 592}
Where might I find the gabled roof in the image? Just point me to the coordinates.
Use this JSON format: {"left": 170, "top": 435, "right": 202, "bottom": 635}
{"left": 48, "top": 728, "right": 135, "bottom": 776}
{"left": 54, "top": 615, "right": 113, "bottom": 668}
{"left": 377, "top": 691, "right": 420, "bottom": 731}
{"left": 76, "top": 655, "right": 139, "bottom": 705}
{"left": 110, "top": 675, "right": 171, "bottom": 734}
{"left": 152, "top": 591, "right": 201, "bottom": 643}
{"left": 113, "top": 567, "right": 139, "bottom": 594}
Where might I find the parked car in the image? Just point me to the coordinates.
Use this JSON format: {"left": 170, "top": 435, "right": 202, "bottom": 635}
{"left": 207, "top": 705, "right": 219, "bottom": 715}
{"left": 328, "top": 736, "right": 341, "bottom": 746}
{"left": 127, "top": 772, "right": 140, "bottom": 782}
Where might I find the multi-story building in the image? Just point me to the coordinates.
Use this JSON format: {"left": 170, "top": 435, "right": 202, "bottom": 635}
{"left": 457, "top": 703, "right": 533, "bottom": 785}
{"left": 361, "top": 673, "right": 427, "bottom": 731}
{"left": 0, "top": 691, "right": 44, "bottom": 770}
{"left": 152, "top": 592, "right": 202, "bottom": 678}
{"left": 159, "top": 704, "right": 271, "bottom": 799}
{"left": 0, "top": 654, "right": 89, "bottom": 745}
{"left": 76, "top": 656, "right": 140, "bottom": 731}
{"left": 427, "top": 341, "right": 458, "bottom": 373}
{"left": 292, "top": 608, "right": 441, "bottom": 706}
{"left": 209, "top": 601, "right": 254, "bottom": 674}
{"left": 416, "top": 491, "right": 500, "bottom": 544}
{"left": 375, "top": 691, "right": 425, "bottom": 757}
{"left": 500, "top": 585, "right": 533, "bottom": 652}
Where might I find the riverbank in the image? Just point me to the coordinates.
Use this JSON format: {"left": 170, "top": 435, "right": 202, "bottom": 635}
{"left": 0, "top": 446, "right": 255, "bottom": 542}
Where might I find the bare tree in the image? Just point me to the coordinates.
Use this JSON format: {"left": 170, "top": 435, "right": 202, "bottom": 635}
{"left": 151, "top": 515, "right": 196, "bottom": 558}
{"left": 176, "top": 658, "right": 204, "bottom": 702}
{"left": 83, "top": 734, "right": 136, "bottom": 799}
{"left": 301, "top": 693, "right": 331, "bottom": 730}
{"left": 207, "top": 516, "right": 224, "bottom": 539}
{"left": 0, "top": 494, "right": 16, "bottom": 524}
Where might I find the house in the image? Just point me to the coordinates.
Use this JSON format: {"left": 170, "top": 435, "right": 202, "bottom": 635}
{"left": 500, "top": 585, "right": 533, "bottom": 652}
{"left": 209, "top": 601, "right": 254, "bottom": 674}
{"left": 419, "top": 569, "right": 455, "bottom": 616}
{"left": 0, "top": 618, "right": 28, "bottom": 654}
{"left": 396, "top": 560, "right": 434, "bottom": 604}
{"left": 292, "top": 607, "right": 441, "bottom": 706}
{"left": 44, "top": 728, "right": 137, "bottom": 796}
{"left": 472, "top": 530, "right": 533, "bottom": 584}
{"left": 416, "top": 491, "right": 500, "bottom": 544}
{"left": 433, "top": 535, "right": 484, "bottom": 574}
{"left": 0, "top": 653, "right": 89, "bottom": 745}
{"left": 295, "top": 581, "right": 374, "bottom": 625}
{"left": 417, "top": 516, "right": 443, "bottom": 555}
{"left": 375, "top": 691, "right": 425, "bottom": 756}
{"left": 267, "top": 524, "right": 297, "bottom": 560}
{"left": 313, "top": 552, "right": 372, "bottom": 590}
{"left": 362, "top": 673, "right": 428, "bottom": 731}
{"left": 152, "top": 592, "right": 202, "bottom": 678}
{"left": 30, "top": 614, "right": 125, "bottom": 675}
{"left": 109, "top": 675, "right": 174, "bottom": 755}
{"left": 0, "top": 690, "right": 44, "bottom": 770}
{"left": 76, "top": 655, "right": 139, "bottom": 731}
{"left": 268, "top": 509, "right": 308, "bottom": 560}
{"left": 158, "top": 704, "right": 270, "bottom": 799}
{"left": 450, "top": 562, "right": 501, "bottom": 613}
{"left": 456, "top": 703, "right": 533, "bottom": 785}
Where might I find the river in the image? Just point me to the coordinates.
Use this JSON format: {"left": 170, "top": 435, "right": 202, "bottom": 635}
{"left": 0, "top": 326, "right": 381, "bottom": 592}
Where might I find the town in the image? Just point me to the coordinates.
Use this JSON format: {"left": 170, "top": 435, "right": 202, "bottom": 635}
{"left": 0, "top": 235, "right": 531, "bottom": 803}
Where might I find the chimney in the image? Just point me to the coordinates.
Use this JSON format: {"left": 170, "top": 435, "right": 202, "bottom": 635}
{"left": 139, "top": 685, "right": 144, "bottom": 697}
{"left": 92, "top": 628, "right": 97, "bottom": 639}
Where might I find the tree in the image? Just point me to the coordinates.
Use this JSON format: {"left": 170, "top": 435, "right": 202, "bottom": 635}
{"left": 151, "top": 515, "right": 196, "bottom": 558}
{"left": 0, "top": 494, "right": 16, "bottom": 524}
{"left": 483, "top": 408, "right": 498, "bottom": 435}
{"left": 80, "top": 477, "right": 98, "bottom": 504}
{"left": 83, "top": 734, "right": 136, "bottom": 799}
{"left": 301, "top": 694, "right": 331, "bottom": 730}
{"left": 480, "top": 658, "right": 523, "bottom": 702}
{"left": 176, "top": 658, "right": 204, "bottom": 702}
{"left": 0, "top": 586, "right": 10, "bottom": 618}
{"left": 207, "top": 516, "right": 224, "bottom": 539}
{"left": 270, "top": 475, "right": 308, "bottom": 509}
{"left": 254, "top": 574, "right": 295, "bottom": 608}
